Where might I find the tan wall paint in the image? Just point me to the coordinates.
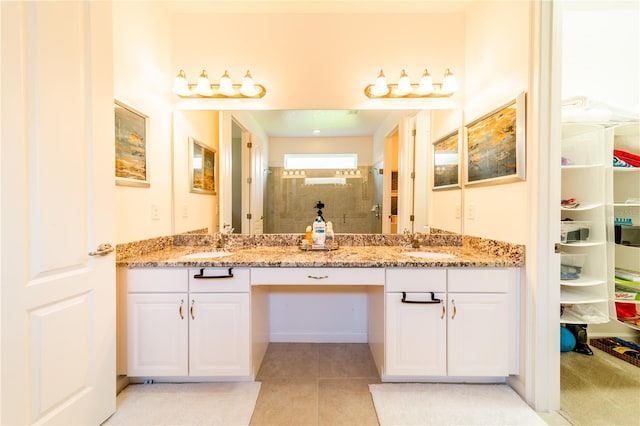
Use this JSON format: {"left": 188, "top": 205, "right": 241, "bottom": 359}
{"left": 113, "top": 2, "right": 174, "bottom": 243}
{"left": 170, "top": 11, "right": 466, "bottom": 110}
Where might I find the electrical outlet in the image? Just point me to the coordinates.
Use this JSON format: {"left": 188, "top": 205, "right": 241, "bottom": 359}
{"left": 151, "top": 204, "right": 160, "bottom": 220}
{"left": 455, "top": 203, "right": 461, "bottom": 219}
{"left": 467, "top": 203, "right": 476, "bottom": 220}
{"left": 182, "top": 204, "right": 189, "bottom": 218}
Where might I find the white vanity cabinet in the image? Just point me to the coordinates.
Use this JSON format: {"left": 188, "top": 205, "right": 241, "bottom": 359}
{"left": 384, "top": 268, "right": 518, "bottom": 380}
{"left": 121, "top": 267, "right": 251, "bottom": 379}
{"left": 125, "top": 268, "right": 189, "bottom": 377}
{"left": 446, "top": 269, "right": 512, "bottom": 377}
{"left": 188, "top": 267, "right": 250, "bottom": 377}
{"left": 385, "top": 269, "right": 447, "bottom": 376}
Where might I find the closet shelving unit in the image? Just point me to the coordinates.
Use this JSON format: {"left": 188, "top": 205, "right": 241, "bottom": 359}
{"left": 559, "top": 123, "right": 612, "bottom": 325}
{"left": 612, "top": 122, "right": 640, "bottom": 331}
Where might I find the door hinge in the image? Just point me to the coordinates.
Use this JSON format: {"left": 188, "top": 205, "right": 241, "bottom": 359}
{"left": 247, "top": 177, "right": 252, "bottom": 184}
{"left": 410, "top": 215, "right": 415, "bottom": 221}
{"left": 247, "top": 142, "right": 252, "bottom": 148}
{"left": 410, "top": 171, "right": 415, "bottom": 179}
{"left": 411, "top": 129, "right": 416, "bottom": 137}
{"left": 246, "top": 213, "right": 252, "bottom": 220}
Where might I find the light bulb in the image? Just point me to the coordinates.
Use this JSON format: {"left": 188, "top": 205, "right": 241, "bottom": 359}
{"left": 370, "top": 69, "right": 390, "bottom": 97}
{"left": 395, "top": 69, "right": 412, "bottom": 96}
{"left": 441, "top": 68, "right": 458, "bottom": 94}
{"left": 416, "top": 69, "right": 434, "bottom": 95}
{"left": 239, "top": 70, "right": 258, "bottom": 96}
{"left": 195, "top": 70, "right": 213, "bottom": 96}
{"left": 173, "top": 70, "right": 191, "bottom": 96}
{"left": 219, "top": 70, "right": 236, "bottom": 96}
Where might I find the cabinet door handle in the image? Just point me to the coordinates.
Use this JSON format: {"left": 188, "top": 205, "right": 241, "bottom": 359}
{"left": 193, "top": 267, "right": 234, "bottom": 279}
{"left": 401, "top": 291, "right": 441, "bottom": 304}
{"left": 179, "top": 299, "right": 184, "bottom": 320}
{"left": 451, "top": 299, "right": 457, "bottom": 319}
{"left": 307, "top": 275, "right": 328, "bottom": 280}
{"left": 441, "top": 303, "right": 446, "bottom": 319}
{"left": 190, "top": 299, "right": 195, "bottom": 320}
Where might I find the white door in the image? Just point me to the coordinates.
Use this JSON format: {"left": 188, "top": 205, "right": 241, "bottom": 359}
{"left": 1, "top": 2, "right": 116, "bottom": 424}
{"left": 127, "top": 294, "right": 189, "bottom": 377}
{"left": 189, "top": 293, "right": 250, "bottom": 376}
{"left": 240, "top": 129, "right": 252, "bottom": 233}
{"left": 385, "top": 292, "right": 447, "bottom": 376}
{"left": 447, "top": 293, "right": 509, "bottom": 376}
{"left": 250, "top": 141, "right": 265, "bottom": 234}
{"left": 397, "top": 116, "right": 416, "bottom": 234}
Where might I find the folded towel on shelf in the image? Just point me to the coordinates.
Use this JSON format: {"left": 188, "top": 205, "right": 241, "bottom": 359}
{"left": 562, "top": 96, "right": 640, "bottom": 123}
{"left": 614, "top": 149, "right": 640, "bottom": 167}
{"left": 614, "top": 155, "right": 634, "bottom": 168}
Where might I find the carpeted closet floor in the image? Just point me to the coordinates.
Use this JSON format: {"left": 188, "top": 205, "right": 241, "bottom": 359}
{"left": 560, "top": 343, "right": 640, "bottom": 426}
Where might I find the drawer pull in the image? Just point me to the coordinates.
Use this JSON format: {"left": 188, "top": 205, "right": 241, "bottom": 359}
{"left": 193, "top": 267, "right": 234, "bottom": 279}
{"left": 401, "top": 291, "right": 441, "bottom": 304}
{"left": 307, "top": 275, "right": 329, "bottom": 280}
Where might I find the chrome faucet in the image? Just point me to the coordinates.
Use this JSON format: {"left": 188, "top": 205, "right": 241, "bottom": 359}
{"left": 404, "top": 230, "right": 421, "bottom": 248}
{"left": 216, "top": 224, "right": 234, "bottom": 249}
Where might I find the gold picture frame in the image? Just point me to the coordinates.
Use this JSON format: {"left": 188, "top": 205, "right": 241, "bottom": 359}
{"left": 433, "top": 129, "right": 461, "bottom": 190}
{"left": 115, "top": 100, "right": 149, "bottom": 187}
{"left": 189, "top": 137, "right": 216, "bottom": 194}
{"left": 464, "top": 92, "right": 526, "bottom": 186}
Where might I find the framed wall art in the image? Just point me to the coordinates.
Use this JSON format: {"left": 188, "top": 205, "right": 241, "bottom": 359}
{"left": 189, "top": 137, "right": 216, "bottom": 194}
{"left": 432, "top": 129, "right": 461, "bottom": 190}
{"left": 115, "top": 100, "right": 149, "bottom": 187}
{"left": 464, "top": 92, "right": 526, "bottom": 186}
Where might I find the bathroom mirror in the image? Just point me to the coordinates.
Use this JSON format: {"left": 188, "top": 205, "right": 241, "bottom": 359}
{"left": 172, "top": 109, "right": 463, "bottom": 235}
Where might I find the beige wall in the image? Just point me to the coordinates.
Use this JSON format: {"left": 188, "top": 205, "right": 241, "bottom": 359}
{"left": 170, "top": 10, "right": 465, "bottom": 111}
{"left": 268, "top": 136, "right": 373, "bottom": 166}
{"left": 173, "top": 110, "right": 220, "bottom": 234}
{"left": 113, "top": 2, "right": 173, "bottom": 243}
{"left": 462, "top": 0, "right": 530, "bottom": 244}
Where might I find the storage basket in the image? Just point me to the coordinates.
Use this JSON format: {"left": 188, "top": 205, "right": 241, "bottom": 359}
{"left": 560, "top": 221, "right": 591, "bottom": 243}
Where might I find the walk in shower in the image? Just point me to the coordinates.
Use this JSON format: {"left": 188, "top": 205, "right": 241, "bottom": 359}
{"left": 264, "top": 166, "right": 383, "bottom": 234}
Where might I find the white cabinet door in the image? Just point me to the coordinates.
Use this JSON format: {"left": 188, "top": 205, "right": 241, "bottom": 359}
{"left": 127, "top": 293, "right": 189, "bottom": 377}
{"left": 189, "top": 293, "right": 250, "bottom": 376}
{"left": 447, "top": 293, "right": 509, "bottom": 376}
{"left": 385, "top": 292, "right": 447, "bottom": 376}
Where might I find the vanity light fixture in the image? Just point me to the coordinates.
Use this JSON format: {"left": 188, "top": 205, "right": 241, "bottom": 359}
{"left": 364, "top": 68, "right": 458, "bottom": 98}
{"left": 282, "top": 169, "right": 306, "bottom": 178}
{"left": 335, "top": 169, "right": 362, "bottom": 177}
{"left": 173, "top": 69, "right": 267, "bottom": 98}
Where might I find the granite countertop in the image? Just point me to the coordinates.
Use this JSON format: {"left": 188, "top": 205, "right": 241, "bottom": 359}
{"left": 117, "top": 244, "right": 523, "bottom": 269}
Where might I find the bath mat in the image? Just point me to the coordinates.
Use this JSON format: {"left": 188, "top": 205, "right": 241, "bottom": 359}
{"left": 369, "top": 383, "right": 545, "bottom": 425}
{"left": 103, "top": 382, "right": 261, "bottom": 425}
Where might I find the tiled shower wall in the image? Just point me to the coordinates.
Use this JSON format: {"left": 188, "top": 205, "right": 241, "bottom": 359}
{"left": 265, "top": 166, "right": 383, "bottom": 233}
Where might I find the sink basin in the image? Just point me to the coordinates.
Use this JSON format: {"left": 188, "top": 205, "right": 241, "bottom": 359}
{"left": 182, "top": 251, "right": 234, "bottom": 259}
{"left": 401, "top": 251, "right": 456, "bottom": 259}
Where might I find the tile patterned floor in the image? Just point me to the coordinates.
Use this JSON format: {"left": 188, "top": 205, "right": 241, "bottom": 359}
{"left": 250, "top": 343, "right": 381, "bottom": 425}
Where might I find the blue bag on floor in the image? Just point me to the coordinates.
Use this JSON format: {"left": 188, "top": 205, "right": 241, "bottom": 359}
{"left": 561, "top": 326, "right": 576, "bottom": 352}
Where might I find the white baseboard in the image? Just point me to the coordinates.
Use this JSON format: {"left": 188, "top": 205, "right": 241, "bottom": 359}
{"left": 269, "top": 332, "right": 368, "bottom": 343}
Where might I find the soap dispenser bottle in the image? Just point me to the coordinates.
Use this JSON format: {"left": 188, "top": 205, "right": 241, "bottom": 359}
{"left": 325, "top": 221, "right": 334, "bottom": 248}
{"left": 312, "top": 216, "right": 326, "bottom": 246}
{"left": 304, "top": 225, "right": 313, "bottom": 246}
